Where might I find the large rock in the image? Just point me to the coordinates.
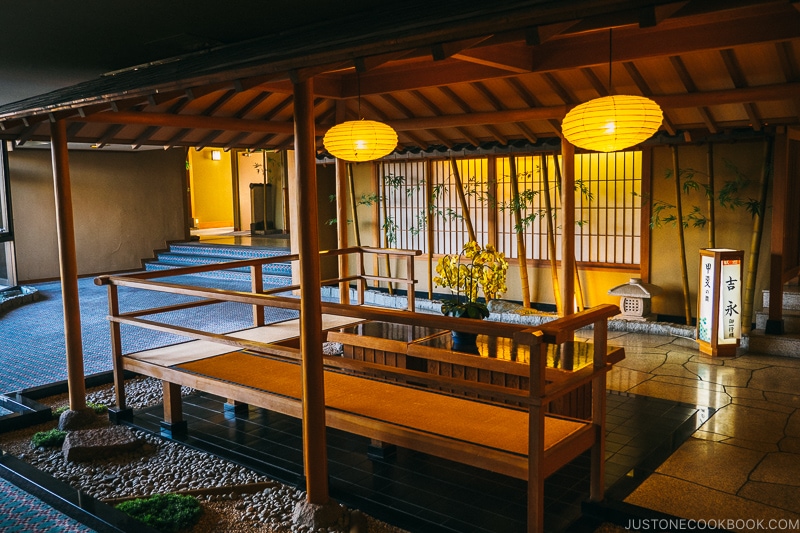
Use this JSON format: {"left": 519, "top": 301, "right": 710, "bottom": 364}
{"left": 292, "top": 499, "right": 346, "bottom": 530}
{"left": 58, "top": 408, "right": 96, "bottom": 431}
{"left": 62, "top": 426, "right": 144, "bottom": 462}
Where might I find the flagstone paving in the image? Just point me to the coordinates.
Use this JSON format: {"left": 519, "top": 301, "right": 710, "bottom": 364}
{"left": 607, "top": 331, "right": 800, "bottom": 532}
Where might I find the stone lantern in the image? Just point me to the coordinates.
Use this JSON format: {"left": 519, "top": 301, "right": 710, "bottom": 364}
{"left": 607, "top": 278, "right": 661, "bottom": 321}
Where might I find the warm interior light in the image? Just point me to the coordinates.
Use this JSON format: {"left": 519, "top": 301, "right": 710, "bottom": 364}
{"left": 323, "top": 119, "right": 397, "bottom": 162}
{"left": 561, "top": 95, "right": 663, "bottom": 153}
{"left": 210, "top": 150, "right": 222, "bottom": 161}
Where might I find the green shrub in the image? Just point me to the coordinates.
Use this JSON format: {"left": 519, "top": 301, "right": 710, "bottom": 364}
{"left": 53, "top": 401, "right": 108, "bottom": 419}
{"left": 31, "top": 428, "right": 67, "bottom": 448}
{"left": 116, "top": 493, "right": 203, "bottom": 533}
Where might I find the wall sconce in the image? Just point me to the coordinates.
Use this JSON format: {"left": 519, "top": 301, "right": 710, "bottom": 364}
{"left": 210, "top": 150, "right": 222, "bottom": 161}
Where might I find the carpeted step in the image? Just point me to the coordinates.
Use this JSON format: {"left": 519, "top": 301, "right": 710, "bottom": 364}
{"left": 144, "top": 242, "right": 293, "bottom": 285}
{"left": 153, "top": 252, "right": 292, "bottom": 277}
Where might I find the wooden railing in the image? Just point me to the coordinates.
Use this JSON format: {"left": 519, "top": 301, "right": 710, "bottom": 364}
{"left": 96, "top": 249, "right": 621, "bottom": 533}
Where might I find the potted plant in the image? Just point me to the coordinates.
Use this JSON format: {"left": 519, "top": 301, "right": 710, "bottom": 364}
{"left": 434, "top": 241, "right": 508, "bottom": 348}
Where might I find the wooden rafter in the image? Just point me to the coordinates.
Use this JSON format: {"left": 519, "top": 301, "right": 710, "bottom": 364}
{"left": 669, "top": 55, "right": 718, "bottom": 134}
{"left": 381, "top": 93, "right": 451, "bottom": 147}
{"left": 451, "top": 41, "right": 533, "bottom": 73}
{"left": 505, "top": 77, "right": 562, "bottom": 135}
{"left": 622, "top": 61, "right": 677, "bottom": 136}
{"left": 410, "top": 90, "right": 481, "bottom": 147}
{"left": 774, "top": 41, "right": 800, "bottom": 122}
{"left": 719, "top": 48, "right": 762, "bottom": 130}
{"left": 432, "top": 36, "right": 493, "bottom": 61}
{"left": 472, "top": 81, "right": 536, "bottom": 143}
{"left": 438, "top": 86, "right": 507, "bottom": 143}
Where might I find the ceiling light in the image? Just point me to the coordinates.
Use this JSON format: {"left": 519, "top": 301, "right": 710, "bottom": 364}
{"left": 561, "top": 29, "right": 663, "bottom": 152}
{"left": 323, "top": 119, "right": 397, "bottom": 162}
{"left": 562, "top": 95, "right": 663, "bottom": 152}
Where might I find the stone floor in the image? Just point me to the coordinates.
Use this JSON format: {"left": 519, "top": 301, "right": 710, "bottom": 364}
{"left": 593, "top": 329, "right": 800, "bottom": 532}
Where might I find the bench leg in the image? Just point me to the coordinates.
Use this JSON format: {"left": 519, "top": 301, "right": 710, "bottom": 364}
{"left": 367, "top": 439, "right": 397, "bottom": 460}
{"left": 224, "top": 399, "right": 250, "bottom": 419}
{"left": 160, "top": 381, "right": 187, "bottom": 439}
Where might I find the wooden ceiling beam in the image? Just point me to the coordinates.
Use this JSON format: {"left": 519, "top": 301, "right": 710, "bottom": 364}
{"left": 354, "top": 50, "right": 416, "bottom": 72}
{"left": 452, "top": 42, "right": 533, "bottom": 73}
{"left": 361, "top": 98, "right": 428, "bottom": 150}
{"left": 380, "top": 93, "right": 448, "bottom": 147}
{"left": 775, "top": 40, "right": 800, "bottom": 122}
{"left": 638, "top": 2, "right": 688, "bottom": 28}
{"left": 97, "top": 124, "right": 125, "bottom": 148}
{"left": 75, "top": 110, "right": 299, "bottom": 135}
{"left": 531, "top": 8, "right": 800, "bottom": 72}
{"left": 432, "top": 36, "right": 493, "bottom": 61}
{"left": 525, "top": 20, "right": 581, "bottom": 45}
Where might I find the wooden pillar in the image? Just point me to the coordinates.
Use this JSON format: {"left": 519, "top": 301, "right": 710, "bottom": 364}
{"left": 767, "top": 132, "right": 788, "bottom": 334}
{"left": 293, "top": 77, "right": 330, "bottom": 505}
{"left": 50, "top": 120, "right": 87, "bottom": 412}
{"left": 335, "top": 101, "right": 350, "bottom": 304}
{"left": 560, "top": 137, "right": 576, "bottom": 316}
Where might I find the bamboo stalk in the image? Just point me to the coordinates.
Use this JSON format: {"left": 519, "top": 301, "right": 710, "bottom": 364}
{"left": 450, "top": 157, "right": 477, "bottom": 243}
{"left": 541, "top": 155, "right": 562, "bottom": 314}
{"left": 347, "top": 164, "right": 361, "bottom": 246}
{"left": 707, "top": 143, "right": 716, "bottom": 248}
{"left": 673, "top": 145, "right": 692, "bottom": 326}
{"left": 742, "top": 138, "right": 773, "bottom": 334}
{"left": 380, "top": 165, "right": 394, "bottom": 295}
{"left": 509, "top": 156, "right": 531, "bottom": 308}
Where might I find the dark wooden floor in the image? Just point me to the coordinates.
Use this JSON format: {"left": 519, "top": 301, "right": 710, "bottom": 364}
{"left": 128, "top": 391, "right": 703, "bottom": 533}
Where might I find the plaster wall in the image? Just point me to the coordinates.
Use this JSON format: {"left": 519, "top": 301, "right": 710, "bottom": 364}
{"left": 9, "top": 147, "right": 186, "bottom": 281}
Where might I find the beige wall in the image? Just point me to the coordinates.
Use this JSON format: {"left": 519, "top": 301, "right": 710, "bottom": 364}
{"left": 188, "top": 148, "right": 234, "bottom": 229}
{"left": 648, "top": 140, "right": 772, "bottom": 320}
{"left": 9, "top": 147, "right": 187, "bottom": 281}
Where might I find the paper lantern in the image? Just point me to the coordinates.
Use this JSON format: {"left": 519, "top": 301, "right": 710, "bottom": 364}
{"left": 561, "top": 95, "right": 663, "bottom": 152}
{"left": 322, "top": 119, "right": 397, "bottom": 162}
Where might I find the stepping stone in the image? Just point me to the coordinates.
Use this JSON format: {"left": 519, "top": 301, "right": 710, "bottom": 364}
{"left": 62, "top": 426, "right": 144, "bottom": 462}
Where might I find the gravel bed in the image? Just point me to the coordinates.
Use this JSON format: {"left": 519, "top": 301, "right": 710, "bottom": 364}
{"left": 0, "top": 377, "right": 408, "bottom": 533}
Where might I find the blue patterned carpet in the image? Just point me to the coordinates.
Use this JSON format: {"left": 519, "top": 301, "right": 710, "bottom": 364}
{"left": 0, "top": 275, "right": 298, "bottom": 394}
{"left": 0, "top": 477, "right": 96, "bottom": 533}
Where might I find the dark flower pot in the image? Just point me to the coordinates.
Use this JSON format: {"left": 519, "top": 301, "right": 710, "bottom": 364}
{"left": 451, "top": 330, "right": 479, "bottom": 353}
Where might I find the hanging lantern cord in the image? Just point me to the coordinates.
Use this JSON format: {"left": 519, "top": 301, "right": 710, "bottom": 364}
{"left": 608, "top": 28, "right": 613, "bottom": 95}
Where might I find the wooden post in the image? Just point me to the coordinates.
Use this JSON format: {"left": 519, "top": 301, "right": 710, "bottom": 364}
{"left": 560, "top": 137, "right": 576, "bottom": 317}
{"left": 426, "top": 160, "right": 434, "bottom": 299}
{"left": 293, "top": 77, "right": 330, "bottom": 505}
{"left": 251, "top": 264, "right": 265, "bottom": 327}
{"left": 528, "top": 336, "right": 547, "bottom": 533}
{"left": 107, "top": 284, "right": 126, "bottom": 410}
{"left": 50, "top": 120, "right": 87, "bottom": 412}
{"left": 767, "top": 132, "right": 788, "bottom": 334}
{"left": 590, "top": 317, "right": 608, "bottom": 502}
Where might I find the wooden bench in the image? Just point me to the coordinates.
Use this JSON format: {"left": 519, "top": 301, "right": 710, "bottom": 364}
{"left": 109, "top": 304, "right": 620, "bottom": 533}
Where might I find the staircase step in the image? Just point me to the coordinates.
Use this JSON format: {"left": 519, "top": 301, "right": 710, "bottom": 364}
{"left": 747, "top": 330, "right": 800, "bottom": 358}
{"left": 754, "top": 309, "right": 800, "bottom": 333}
{"left": 169, "top": 242, "right": 290, "bottom": 260}
{"left": 145, "top": 262, "right": 291, "bottom": 286}
{"left": 761, "top": 286, "right": 800, "bottom": 311}
{"left": 153, "top": 252, "right": 291, "bottom": 277}
{"left": 144, "top": 241, "right": 293, "bottom": 285}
